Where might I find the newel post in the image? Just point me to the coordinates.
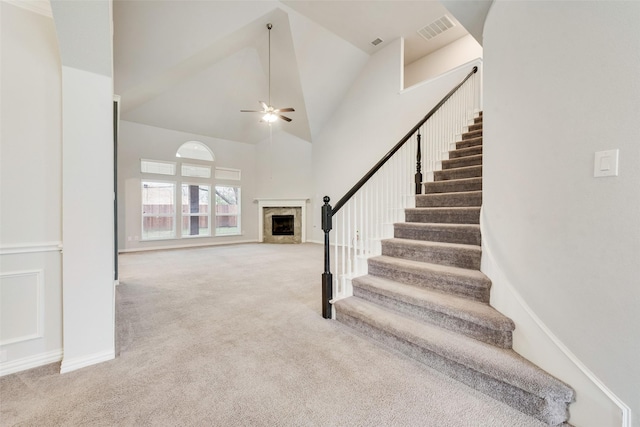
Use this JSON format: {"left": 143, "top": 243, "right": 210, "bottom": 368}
{"left": 321, "top": 196, "right": 333, "bottom": 319}
{"left": 415, "top": 131, "right": 423, "bottom": 195}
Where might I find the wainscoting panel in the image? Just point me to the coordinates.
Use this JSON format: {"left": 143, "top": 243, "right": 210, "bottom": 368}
{"left": 0, "top": 270, "right": 43, "bottom": 345}
{"left": 0, "top": 245, "right": 63, "bottom": 375}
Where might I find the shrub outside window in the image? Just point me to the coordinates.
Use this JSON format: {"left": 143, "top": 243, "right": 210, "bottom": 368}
{"left": 215, "top": 186, "right": 241, "bottom": 236}
{"left": 142, "top": 181, "right": 175, "bottom": 240}
{"left": 182, "top": 184, "right": 210, "bottom": 237}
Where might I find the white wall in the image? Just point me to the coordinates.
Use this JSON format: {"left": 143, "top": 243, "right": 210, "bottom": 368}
{"left": 0, "top": 2, "right": 64, "bottom": 375}
{"left": 483, "top": 1, "right": 640, "bottom": 425}
{"left": 311, "top": 37, "right": 481, "bottom": 242}
{"left": 117, "top": 121, "right": 259, "bottom": 252}
{"left": 59, "top": 66, "right": 115, "bottom": 373}
{"left": 50, "top": 0, "right": 116, "bottom": 373}
{"left": 404, "top": 35, "right": 482, "bottom": 88}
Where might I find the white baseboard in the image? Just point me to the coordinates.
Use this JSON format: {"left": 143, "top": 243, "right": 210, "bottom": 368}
{"left": 480, "top": 209, "right": 631, "bottom": 427}
{"left": 0, "top": 349, "right": 63, "bottom": 376}
{"left": 306, "top": 239, "right": 324, "bottom": 245}
{"left": 118, "top": 239, "right": 258, "bottom": 253}
{"left": 60, "top": 349, "right": 114, "bottom": 374}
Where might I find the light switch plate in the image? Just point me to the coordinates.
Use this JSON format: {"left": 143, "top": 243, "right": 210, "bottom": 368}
{"left": 594, "top": 149, "right": 619, "bottom": 177}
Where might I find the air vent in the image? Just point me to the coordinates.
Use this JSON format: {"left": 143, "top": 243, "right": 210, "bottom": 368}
{"left": 417, "top": 15, "right": 455, "bottom": 41}
{"left": 371, "top": 38, "right": 383, "bottom": 46}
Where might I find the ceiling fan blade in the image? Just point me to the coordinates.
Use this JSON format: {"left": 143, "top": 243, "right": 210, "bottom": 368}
{"left": 240, "top": 110, "right": 263, "bottom": 113}
{"left": 259, "top": 101, "right": 269, "bottom": 110}
{"left": 278, "top": 115, "right": 292, "bottom": 122}
{"left": 275, "top": 107, "right": 295, "bottom": 113}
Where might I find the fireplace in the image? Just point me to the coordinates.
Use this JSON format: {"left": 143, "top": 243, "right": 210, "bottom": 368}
{"left": 262, "top": 207, "right": 301, "bottom": 243}
{"left": 256, "top": 199, "right": 308, "bottom": 244}
{"left": 272, "top": 215, "right": 294, "bottom": 236}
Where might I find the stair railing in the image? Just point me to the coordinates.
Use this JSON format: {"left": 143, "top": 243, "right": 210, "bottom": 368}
{"left": 321, "top": 65, "right": 481, "bottom": 319}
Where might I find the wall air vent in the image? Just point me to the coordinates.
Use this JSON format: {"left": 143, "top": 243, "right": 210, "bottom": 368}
{"left": 371, "top": 38, "right": 383, "bottom": 46}
{"left": 417, "top": 15, "right": 455, "bottom": 41}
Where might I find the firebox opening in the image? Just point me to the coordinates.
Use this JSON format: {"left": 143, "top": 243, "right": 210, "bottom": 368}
{"left": 272, "top": 215, "right": 294, "bottom": 236}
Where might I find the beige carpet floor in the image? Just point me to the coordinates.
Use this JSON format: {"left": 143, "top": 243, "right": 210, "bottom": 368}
{"left": 0, "top": 243, "right": 545, "bottom": 426}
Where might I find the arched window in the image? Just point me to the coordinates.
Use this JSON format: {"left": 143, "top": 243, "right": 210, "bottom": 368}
{"left": 175, "top": 141, "right": 214, "bottom": 161}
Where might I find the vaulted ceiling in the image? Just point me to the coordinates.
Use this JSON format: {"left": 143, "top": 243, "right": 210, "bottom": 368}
{"left": 113, "top": 1, "right": 487, "bottom": 144}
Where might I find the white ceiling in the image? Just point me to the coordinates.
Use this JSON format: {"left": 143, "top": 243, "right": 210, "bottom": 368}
{"left": 113, "top": 1, "right": 479, "bottom": 144}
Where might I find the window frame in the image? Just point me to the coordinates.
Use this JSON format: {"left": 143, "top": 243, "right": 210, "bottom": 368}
{"left": 141, "top": 180, "right": 177, "bottom": 241}
{"left": 140, "top": 159, "right": 176, "bottom": 176}
{"left": 214, "top": 185, "right": 242, "bottom": 236}
{"left": 180, "top": 182, "right": 212, "bottom": 238}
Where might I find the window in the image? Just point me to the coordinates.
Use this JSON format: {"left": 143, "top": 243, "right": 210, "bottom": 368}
{"left": 215, "top": 186, "right": 241, "bottom": 236}
{"left": 182, "top": 184, "right": 210, "bottom": 237}
{"left": 176, "top": 141, "right": 214, "bottom": 161}
{"left": 214, "top": 167, "right": 241, "bottom": 181}
{"left": 142, "top": 181, "right": 175, "bottom": 240}
{"left": 141, "top": 159, "right": 176, "bottom": 175}
{"left": 181, "top": 163, "right": 211, "bottom": 178}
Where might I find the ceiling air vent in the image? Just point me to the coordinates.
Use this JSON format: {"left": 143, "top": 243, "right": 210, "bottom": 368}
{"left": 417, "top": 15, "right": 455, "bottom": 41}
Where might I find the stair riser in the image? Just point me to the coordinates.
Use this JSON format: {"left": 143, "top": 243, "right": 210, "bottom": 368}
{"left": 456, "top": 138, "right": 482, "bottom": 150}
{"left": 415, "top": 192, "right": 482, "bottom": 208}
{"left": 382, "top": 241, "right": 481, "bottom": 270}
{"left": 425, "top": 180, "right": 482, "bottom": 194}
{"left": 405, "top": 209, "right": 480, "bottom": 224}
{"left": 435, "top": 166, "right": 482, "bottom": 181}
{"left": 449, "top": 145, "right": 482, "bottom": 159}
{"left": 442, "top": 155, "right": 482, "bottom": 170}
{"left": 394, "top": 225, "right": 481, "bottom": 246}
{"left": 335, "top": 312, "right": 570, "bottom": 426}
{"left": 353, "top": 286, "right": 512, "bottom": 348}
{"left": 467, "top": 123, "right": 482, "bottom": 132}
{"left": 367, "top": 262, "right": 490, "bottom": 302}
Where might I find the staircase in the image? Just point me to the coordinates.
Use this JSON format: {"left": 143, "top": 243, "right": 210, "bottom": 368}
{"left": 334, "top": 113, "right": 575, "bottom": 425}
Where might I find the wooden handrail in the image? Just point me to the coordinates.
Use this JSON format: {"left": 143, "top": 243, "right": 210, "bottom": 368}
{"left": 320, "top": 65, "right": 478, "bottom": 319}
{"left": 331, "top": 66, "right": 478, "bottom": 216}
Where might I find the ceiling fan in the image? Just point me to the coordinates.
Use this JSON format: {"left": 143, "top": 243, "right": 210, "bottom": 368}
{"left": 241, "top": 23, "right": 295, "bottom": 123}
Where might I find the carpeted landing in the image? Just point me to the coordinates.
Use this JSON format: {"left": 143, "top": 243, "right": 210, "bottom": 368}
{"left": 1, "top": 243, "right": 549, "bottom": 426}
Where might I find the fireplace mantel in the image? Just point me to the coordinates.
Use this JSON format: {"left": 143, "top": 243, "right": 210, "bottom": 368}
{"left": 255, "top": 198, "right": 309, "bottom": 243}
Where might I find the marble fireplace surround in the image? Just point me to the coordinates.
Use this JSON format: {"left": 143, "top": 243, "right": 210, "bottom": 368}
{"left": 256, "top": 199, "right": 309, "bottom": 243}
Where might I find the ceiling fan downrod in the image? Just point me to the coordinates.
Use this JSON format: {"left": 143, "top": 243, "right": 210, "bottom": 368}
{"left": 240, "top": 22, "right": 295, "bottom": 123}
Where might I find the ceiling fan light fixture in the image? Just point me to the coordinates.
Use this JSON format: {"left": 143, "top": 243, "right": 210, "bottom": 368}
{"left": 263, "top": 112, "right": 278, "bottom": 123}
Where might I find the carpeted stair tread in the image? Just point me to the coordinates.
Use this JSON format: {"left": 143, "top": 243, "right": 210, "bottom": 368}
{"left": 405, "top": 206, "right": 480, "bottom": 224}
{"left": 467, "top": 123, "right": 483, "bottom": 132}
{"left": 351, "top": 274, "right": 514, "bottom": 347}
{"left": 334, "top": 298, "right": 575, "bottom": 425}
{"left": 415, "top": 191, "right": 482, "bottom": 208}
{"left": 394, "top": 222, "right": 481, "bottom": 245}
{"left": 424, "top": 177, "right": 482, "bottom": 194}
{"left": 382, "top": 238, "right": 481, "bottom": 269}
{"left": 449, "top": 145, "right": 482, "bottom": 159}
{"left": 456, "top": 137, "right": 483, "bottom": 150}
{"left": 442, "top": 154, "right": 483, "bottom": 169}
{"left": 367, "top": 255, "right": 491, "bottom": 302}
{"left": 462, "top": 129, "right": 482, "bottom": 140}
{"left": 435, "top": 165, "right": 482, "bottom": 181}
